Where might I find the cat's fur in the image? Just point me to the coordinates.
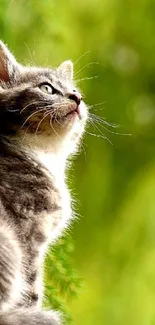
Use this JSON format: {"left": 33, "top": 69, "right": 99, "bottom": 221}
{"left": 0, "top": 41, "right": 87, "bottom": 324}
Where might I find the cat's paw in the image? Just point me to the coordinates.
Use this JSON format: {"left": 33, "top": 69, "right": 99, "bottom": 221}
{"left": 0, "top": 308, "right": 63, "bottom": 325}
{"left": 38, "top": 310, "right": 63, "bottom": 325}
{"left": 24, "top": 309, "right": 63, "bottom": 325}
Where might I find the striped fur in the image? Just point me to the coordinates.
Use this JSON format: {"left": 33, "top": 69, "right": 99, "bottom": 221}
{"left": 0, "top": 41, "right": 88, "bottom": 324}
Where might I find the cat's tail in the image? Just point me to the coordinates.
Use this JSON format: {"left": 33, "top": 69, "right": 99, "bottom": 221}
{"left": 0, "top": 308, "right": 62, "bottom": 325}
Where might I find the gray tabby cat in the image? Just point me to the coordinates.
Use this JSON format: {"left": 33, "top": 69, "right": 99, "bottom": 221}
{"left": 0, "top": 41, "right": 87, "bottom": 324}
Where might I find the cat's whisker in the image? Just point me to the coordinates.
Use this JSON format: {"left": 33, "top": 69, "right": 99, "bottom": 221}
{"left": 89, "top": 116, "right": 117, "bottom": 135}
{"left": 53, "top": 116, "right": 65, "bottom": 128}
{"left": 89, "top": 115, "right": 116, "bottom": 128}
{"left": 20, "top": 108, "right": 48, "bottom": 130}
{"left": 20, "top": 100, "right": 55, "bottom": 114}
{"left": 75, "top": 75, "right": 100, "bottom": 83}
{"left": 24, "top": 42, "right": 40, "bottom": 67}
{"left": 89, "top": 117, "right": 114, "bottom": 135}
{"left": 89, "top": 112, "right": 119, "bottom": 128}
{"left": 50, "top": 108, "right": 65, "bottom": 126}
{"left": 22, "top": 121, "right": 36, "bottom": 140}
{"left": 88, "top": 101, "right": 106, "bottom": 109}
{"left": 89, "top": 114, "right": 131, "bottom": 137}
{"left": 7, "top": 108, "right": 20, "bottom": 112}
{"left": 80, "top": 141, "right": 87, "bottom": 163}
{"left": 48, "top": 103, "right": 74, "bottom": 120}
{"left": 46, "top": 103, "right": 68, "bottom": 110}
{"left": 94, "top": 120, "right": 131, "bottom": 136}
{"left": 35, "top": 112, "right": 50, "bottom": 136}
{"left": 20, "top": 102, "right": 35, "bottom": 114}
{"left": 74, "top": 51, "right": 90, "bottom": 66}
{"left": 20, "top": 101, "right": 46, "bottom": 114}
{"left": 85, "top": 130, "right": 113, "bottom": 144}
{"left": 46, "top": 106, "right": 61, "bottom": 119}
{"left": 74, "top": 62, "right": 99, "bottom": 77}
{"left": 89, "top": 107, "right": 106, "bottom": 112}
{"left": 51, "top": 108, "right": 58, "bottom": 118}
{"left": 49, "top": 116, "right": 62, "bottom": 140}
{"left": 88, "top": 119, "right": 113, "bottom": 145}
{"left": 53, "top": 99, "right": 71, "bottom": 106}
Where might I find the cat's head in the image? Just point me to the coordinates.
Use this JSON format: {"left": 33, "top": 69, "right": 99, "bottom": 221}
{"left": 0, "top": 41, "right": 87, "bottom": 158}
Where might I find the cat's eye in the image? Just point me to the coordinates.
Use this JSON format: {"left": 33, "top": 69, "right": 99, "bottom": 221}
{"left": 39, "top": 83, "right": 54, "bottom": 95}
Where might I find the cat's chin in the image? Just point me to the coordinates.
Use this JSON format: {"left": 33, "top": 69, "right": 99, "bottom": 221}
{"left": 53, "top": 101, "right": 87, "bottom": 129}
{"left": 51, "top": 102, "right": 87, "bottom": 153}
{"left": 52, "top": 101, "right": 87, "bottom": 146}
{"left": 17, "top": 102, "right": 87, "bottom": 158}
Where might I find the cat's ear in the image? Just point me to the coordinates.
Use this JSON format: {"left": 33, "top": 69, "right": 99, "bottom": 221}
{"left": 0, "top": 41, "right": 20, "bottom": 82}
{"left": 57, "top": 60, "right": 73, "bottom": 80}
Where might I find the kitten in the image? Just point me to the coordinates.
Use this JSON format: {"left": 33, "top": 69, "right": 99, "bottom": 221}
{"left": 0, "top": 41, "right": 87, "bottom": 324}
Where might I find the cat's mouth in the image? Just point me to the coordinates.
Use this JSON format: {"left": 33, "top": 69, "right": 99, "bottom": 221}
{"left": 64, "top": 106, "right": 80, "bottom": 118}
{"left": 53, "top": 102, "right": 83, "bottom": 122}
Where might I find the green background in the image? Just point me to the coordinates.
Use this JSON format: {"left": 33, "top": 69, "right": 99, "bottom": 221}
{"left": 1, "top": 1, "right": 155, "bottom": 324}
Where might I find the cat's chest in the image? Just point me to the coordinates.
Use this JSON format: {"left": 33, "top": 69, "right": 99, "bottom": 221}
{"left": 26, "top": 152, "right": 71, "bottom": 243}
{"left": 19, "top": 174, "right": 71, "bottom": 249}
{"left": 35, "top": 150, "right": 72, "bottom": 241}
{"left": 39, "top": 178, "right": 71, "bottom": 243}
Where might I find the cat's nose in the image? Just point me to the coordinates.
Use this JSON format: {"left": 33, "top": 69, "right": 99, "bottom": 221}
{"left": 68, "top": 91, "right": 82, "bottom": 105}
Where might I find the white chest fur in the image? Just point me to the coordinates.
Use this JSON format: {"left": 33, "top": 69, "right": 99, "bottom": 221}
{"left": 35, "top": 150, "right": 72, "bottom": 242}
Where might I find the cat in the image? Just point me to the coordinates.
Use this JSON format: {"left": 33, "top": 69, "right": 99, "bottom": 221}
{"left": 0, "top": 40, "right": 88, "bottom": 324}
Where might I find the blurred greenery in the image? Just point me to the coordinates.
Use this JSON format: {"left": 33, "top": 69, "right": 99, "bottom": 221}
{"left": 1, "top": 0, "right": 155, "bottom": 324}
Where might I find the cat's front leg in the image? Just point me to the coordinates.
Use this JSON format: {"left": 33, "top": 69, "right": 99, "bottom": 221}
{"left": 17, "top": 269, "right": 44, "bottom": 308}
{"left": 26, "top": 274, "right": 44, "bottom": 308}
{"left": 0, "top": 228, "right": 23, "bottom": 310}
{"left": 0, "top": 308, "right": 62, "bottom": 325}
